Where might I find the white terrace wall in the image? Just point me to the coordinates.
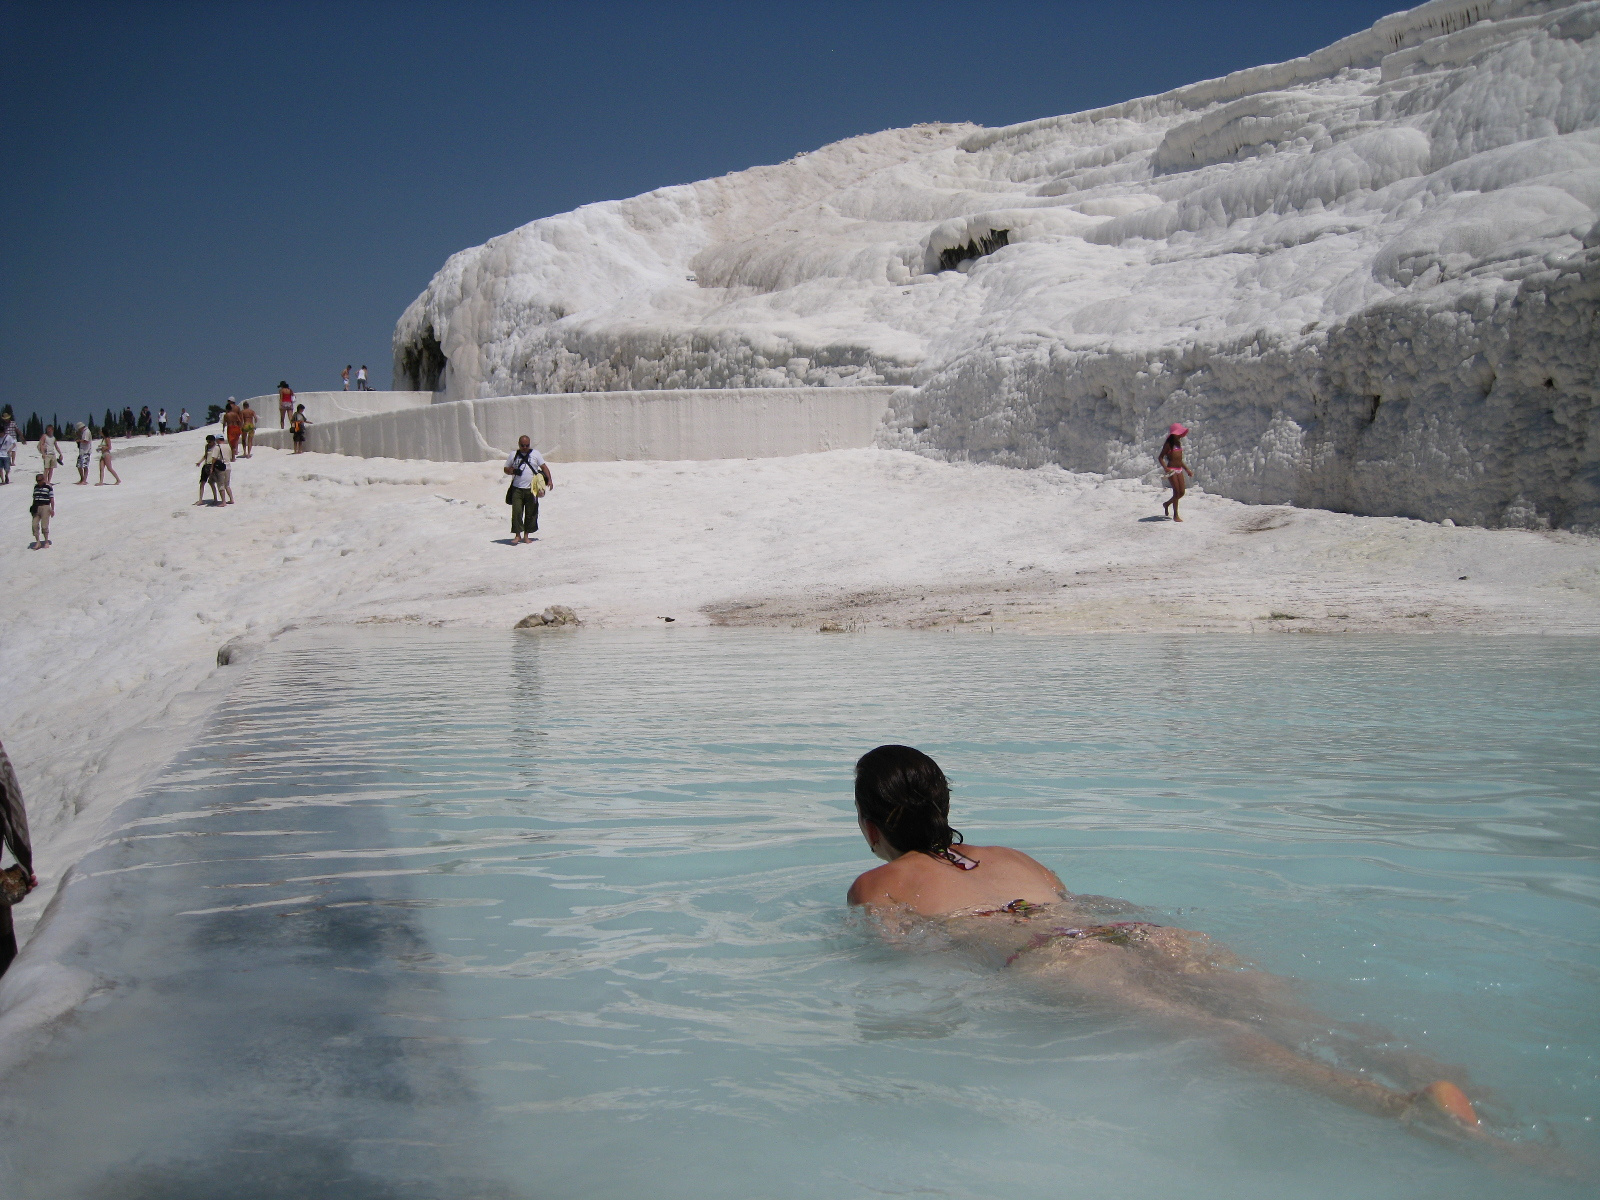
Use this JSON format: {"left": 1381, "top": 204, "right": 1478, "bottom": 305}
{"left": 243, "top": 391, "right": 436, "bottom": 427}
{"left": 253, "top": 387, "right": 899, "bottom": 462}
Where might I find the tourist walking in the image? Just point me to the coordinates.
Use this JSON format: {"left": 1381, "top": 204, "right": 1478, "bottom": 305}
{"left": 341, "top": 365, "right": 351, "bottom": 390}
{"left": 222, "top": 398, "right": 243, "bottom": 461}
{"left": 37, "top": 425, "right": 59, "bottom": 483}
{"left": 240, "top": 399, "right": 257, "bottom": 457}
{"left": 29, "top": 474, "right": 53, "bottom": 547}
{"left": 197, "top": 435, "right": 225, "bottom": 504}
{"left": 503, "top": 434, "right": 552, "bottom": 544}
{"left": 1159, "top": 423, "right": 1192, "bottom": 522}
{"left": 74, "top": 423, "right": 92, "bottom": 485}
{"left": 157, "top": 408, "right": 169, "bottom": 435}
{"left": 211, "top": 453, "right": 234, "bottom": 505}
{"left": 277, "top": 381, "right": 294, "bottom": 429}
{"left": 0, "top": 740, "right": 38, "bottom": 976}
{"left": 0, "top": 423, "right": 15, "bottom": 484}
{"left": 121, "top": 406, "right": 135, "bottom": 436}
{"left": 138, "top": 406, "right": 152, "bottom": 435}
{"left": 96, "top": 433, "right": 120, "bottom": 484}
{"left": 356, "top": 365, "right": 370, "bottom": 391}
{"left": 179, "top": 408, "right": 191, "bottom": 432}
{"left": 289, "top": 404, "right": 311, "bottom": 453}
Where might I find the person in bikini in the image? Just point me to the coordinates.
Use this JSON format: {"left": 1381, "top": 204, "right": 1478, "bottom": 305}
{"left": 848, "top": 745, "right": 1500, "bottom": 1146}
{"left": 240, "top": 399, "right": 257, "bottom": 458}
{"left": 277, "top": 381, "right": 294, "bottom": 429}
{"left": 1158, "top": 423, "right": 1192, "bottom": 521}
{"left": 96, "top": 432, "right": 120, "bottom": 484}
{"left": 222, "top": 398, "right": 243, "bottom": 461}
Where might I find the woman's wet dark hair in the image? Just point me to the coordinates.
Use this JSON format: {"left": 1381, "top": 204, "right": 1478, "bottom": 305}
{"left": 854, "top": 745, "right": 962, "bottom": 855}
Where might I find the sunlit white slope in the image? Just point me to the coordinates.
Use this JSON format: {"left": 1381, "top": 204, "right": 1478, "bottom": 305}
{"left": 396, "top": 0, "right": 1600, "bottom": 528}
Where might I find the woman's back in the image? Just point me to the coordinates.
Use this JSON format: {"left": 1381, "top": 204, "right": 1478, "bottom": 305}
{"left": 848, "top": 844, "right": 1064, "bottom": 916}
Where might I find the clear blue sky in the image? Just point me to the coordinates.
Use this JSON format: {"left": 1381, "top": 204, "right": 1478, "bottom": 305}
{"left": 2, "top": 0, "right": 1402, "bottom": 420}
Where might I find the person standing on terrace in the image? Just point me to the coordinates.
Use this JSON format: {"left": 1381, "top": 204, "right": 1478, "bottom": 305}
{"left": 29, "top": 473, "right": 54, "bottom": 547}
{"left": 222, "top": 398, "right": 243, "bottom": 461}
{"left": 37, "top": 425, "right": 59, "bottom": 484}
{"left": 504, "top": 434, "right": 552, "bottom": 545}
{"left": 96, "top": 432, "right": 120, "bottom": 484}
{"left": 73, "top": 423, "right": 92, "bottom": 485}
{"left": 277, "top": 381, "right": 294, "bottom": 429}
{"left": 341, "top": 365, "right": 351, "bottom": 391}
{"left": 240, "top": 399, "right": 257, "bottom": 457}
{"left": 356, "top": 365, "right": 370, "bottom": 391}
{"left": 289, "top": 404, "right": 311, "bottom": 453}
{"left": 0, "top": 422, "right": 15, "bottom": 485}
{"left": 1159, "top": 423, "right": 1192, "bottom": 522}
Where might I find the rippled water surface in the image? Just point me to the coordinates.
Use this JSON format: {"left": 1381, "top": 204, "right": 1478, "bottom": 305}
{"left": 8, "top": 629, "right": 1598, "bottom": 1198}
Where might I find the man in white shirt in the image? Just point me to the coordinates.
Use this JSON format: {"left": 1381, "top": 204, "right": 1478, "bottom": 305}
{"left": 74, "top": 423, "right": 92, "bottom": 484}
{"left": 502, "top": 435, "right": 552, "bottom": 545}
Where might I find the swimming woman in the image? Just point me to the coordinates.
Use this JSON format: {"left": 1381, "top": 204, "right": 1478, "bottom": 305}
{"left": 848, "top": 745, "right": 1495, "bottom": 1142}
{"left": 1158, "top": 423, "right": 1191, "bottom": 521}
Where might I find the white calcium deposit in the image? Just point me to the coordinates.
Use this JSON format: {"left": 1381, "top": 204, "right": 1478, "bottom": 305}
{"left": 395, "top": 0, "right": 1600, "bottom": 530}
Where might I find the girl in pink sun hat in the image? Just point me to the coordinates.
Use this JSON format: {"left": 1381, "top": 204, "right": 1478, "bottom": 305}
{"left": 1159, "top": 423, "right": 1192, "bottom": 520}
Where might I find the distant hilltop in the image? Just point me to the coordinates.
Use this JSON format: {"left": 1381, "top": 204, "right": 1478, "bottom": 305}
{"left": 395, "top": 0, "right": 1600, "bottom": 530}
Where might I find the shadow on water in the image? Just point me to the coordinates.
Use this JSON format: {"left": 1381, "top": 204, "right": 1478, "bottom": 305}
{"left": 1, "top": 647, "right": 529, "bottom": 1199}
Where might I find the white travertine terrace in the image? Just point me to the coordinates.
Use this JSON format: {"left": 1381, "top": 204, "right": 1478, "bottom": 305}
{"left": 253, "top": 387, "right": 897, "bottom": 462}
{"left": 395, "top": 0, "right": 1600, "bottom": 529}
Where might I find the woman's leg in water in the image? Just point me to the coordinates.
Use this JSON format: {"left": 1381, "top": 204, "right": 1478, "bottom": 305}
{"left": 1015, "top": 939, "right": 1481, "bottom": 1129}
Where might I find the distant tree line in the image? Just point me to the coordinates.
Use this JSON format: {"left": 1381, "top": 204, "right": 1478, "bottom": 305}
{"left": 1, "top": 409, "right": 171, "bottom": 439}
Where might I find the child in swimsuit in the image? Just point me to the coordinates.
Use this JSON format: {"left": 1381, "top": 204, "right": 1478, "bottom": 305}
{"left": 1158, "top": 423, "right": 1192, "bottom": 521}
{"left": 848, "top": 745, "right": 1493, "bottom": 1145}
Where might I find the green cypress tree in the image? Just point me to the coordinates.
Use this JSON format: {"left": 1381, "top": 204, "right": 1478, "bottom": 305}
{"left": 24, "top": 413, "right": 43, "bottom": 440}
{"left": 104, "top": 408, "right": 119, "bottom": 437}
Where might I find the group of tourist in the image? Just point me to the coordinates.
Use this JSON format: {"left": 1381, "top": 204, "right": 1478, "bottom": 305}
{"left": 276, "top": 382, "right": 312, "bottom": 451}
{"left": 3, "top": 413, "right": 127, "bottom": 548}
{"left": 338, "top": 364, "right": 371, "bottom": 391}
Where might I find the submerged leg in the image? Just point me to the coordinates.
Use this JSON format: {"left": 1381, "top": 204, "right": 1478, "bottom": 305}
{"left": 1020, "top": 945, "right": 1479, "bottom": 1130}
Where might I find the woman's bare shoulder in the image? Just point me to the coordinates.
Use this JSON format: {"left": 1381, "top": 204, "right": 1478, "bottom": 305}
{"left": 847, "top": 862, "right": 898, "bottom": 907}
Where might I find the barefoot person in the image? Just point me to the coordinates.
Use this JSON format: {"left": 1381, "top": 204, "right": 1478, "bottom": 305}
{"left": 222, "top": 398, "right": 243, "bottom": 461}
{"left": 211, "top": 454, "right": 234, "bottom": 505}
{"left": 28, "top": 474, "right": 54, "bottom": 548}
{"left": 74, "top": 423, "right": 92, "bottom": 485}
{"left": 1159, "top": 423, "right": 1192, "bottom": 521}
{"left": 96, "top": 433, "right": 120, "bottom": 484}
{"left": 289, "top": 404, "right": 311, "bottom": 454}
{"left": 240, "top": 399, "right": 257, "bottom": 457}
{"left": 196, "top": 436, "right": 224, "bottom": 504}
{"left": 503, "top": 434, "right": 552, "bottom": 544}
{"left": 37, "top": 425, "right": 59, "bottom": 484}
{"left": 277, "top": 381, "right": 294, "bottom": 429}
{"left": 0, "top": 423, "right": 15, "bottom": 485}
{"left": 847, "top": 745, "right": 1494, "bottom": 1143}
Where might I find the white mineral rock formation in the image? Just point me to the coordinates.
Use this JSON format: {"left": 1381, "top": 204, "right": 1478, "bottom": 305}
{"left": 396, "top": 0, "right": 1600, "bottom": 529}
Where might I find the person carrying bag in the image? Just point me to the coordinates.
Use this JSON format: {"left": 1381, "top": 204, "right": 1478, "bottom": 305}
{"left": 502, "top": 435, "right": 552, "bottom": 545}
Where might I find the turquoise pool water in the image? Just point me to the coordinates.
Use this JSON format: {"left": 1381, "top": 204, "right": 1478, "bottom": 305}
{"left": 6, "top": 629, "right": 1597, "bottom": 1198}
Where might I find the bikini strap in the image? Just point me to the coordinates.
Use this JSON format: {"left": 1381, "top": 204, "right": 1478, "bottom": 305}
{"left": 926, "top": 846, "right": 979, "bottom": 870}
